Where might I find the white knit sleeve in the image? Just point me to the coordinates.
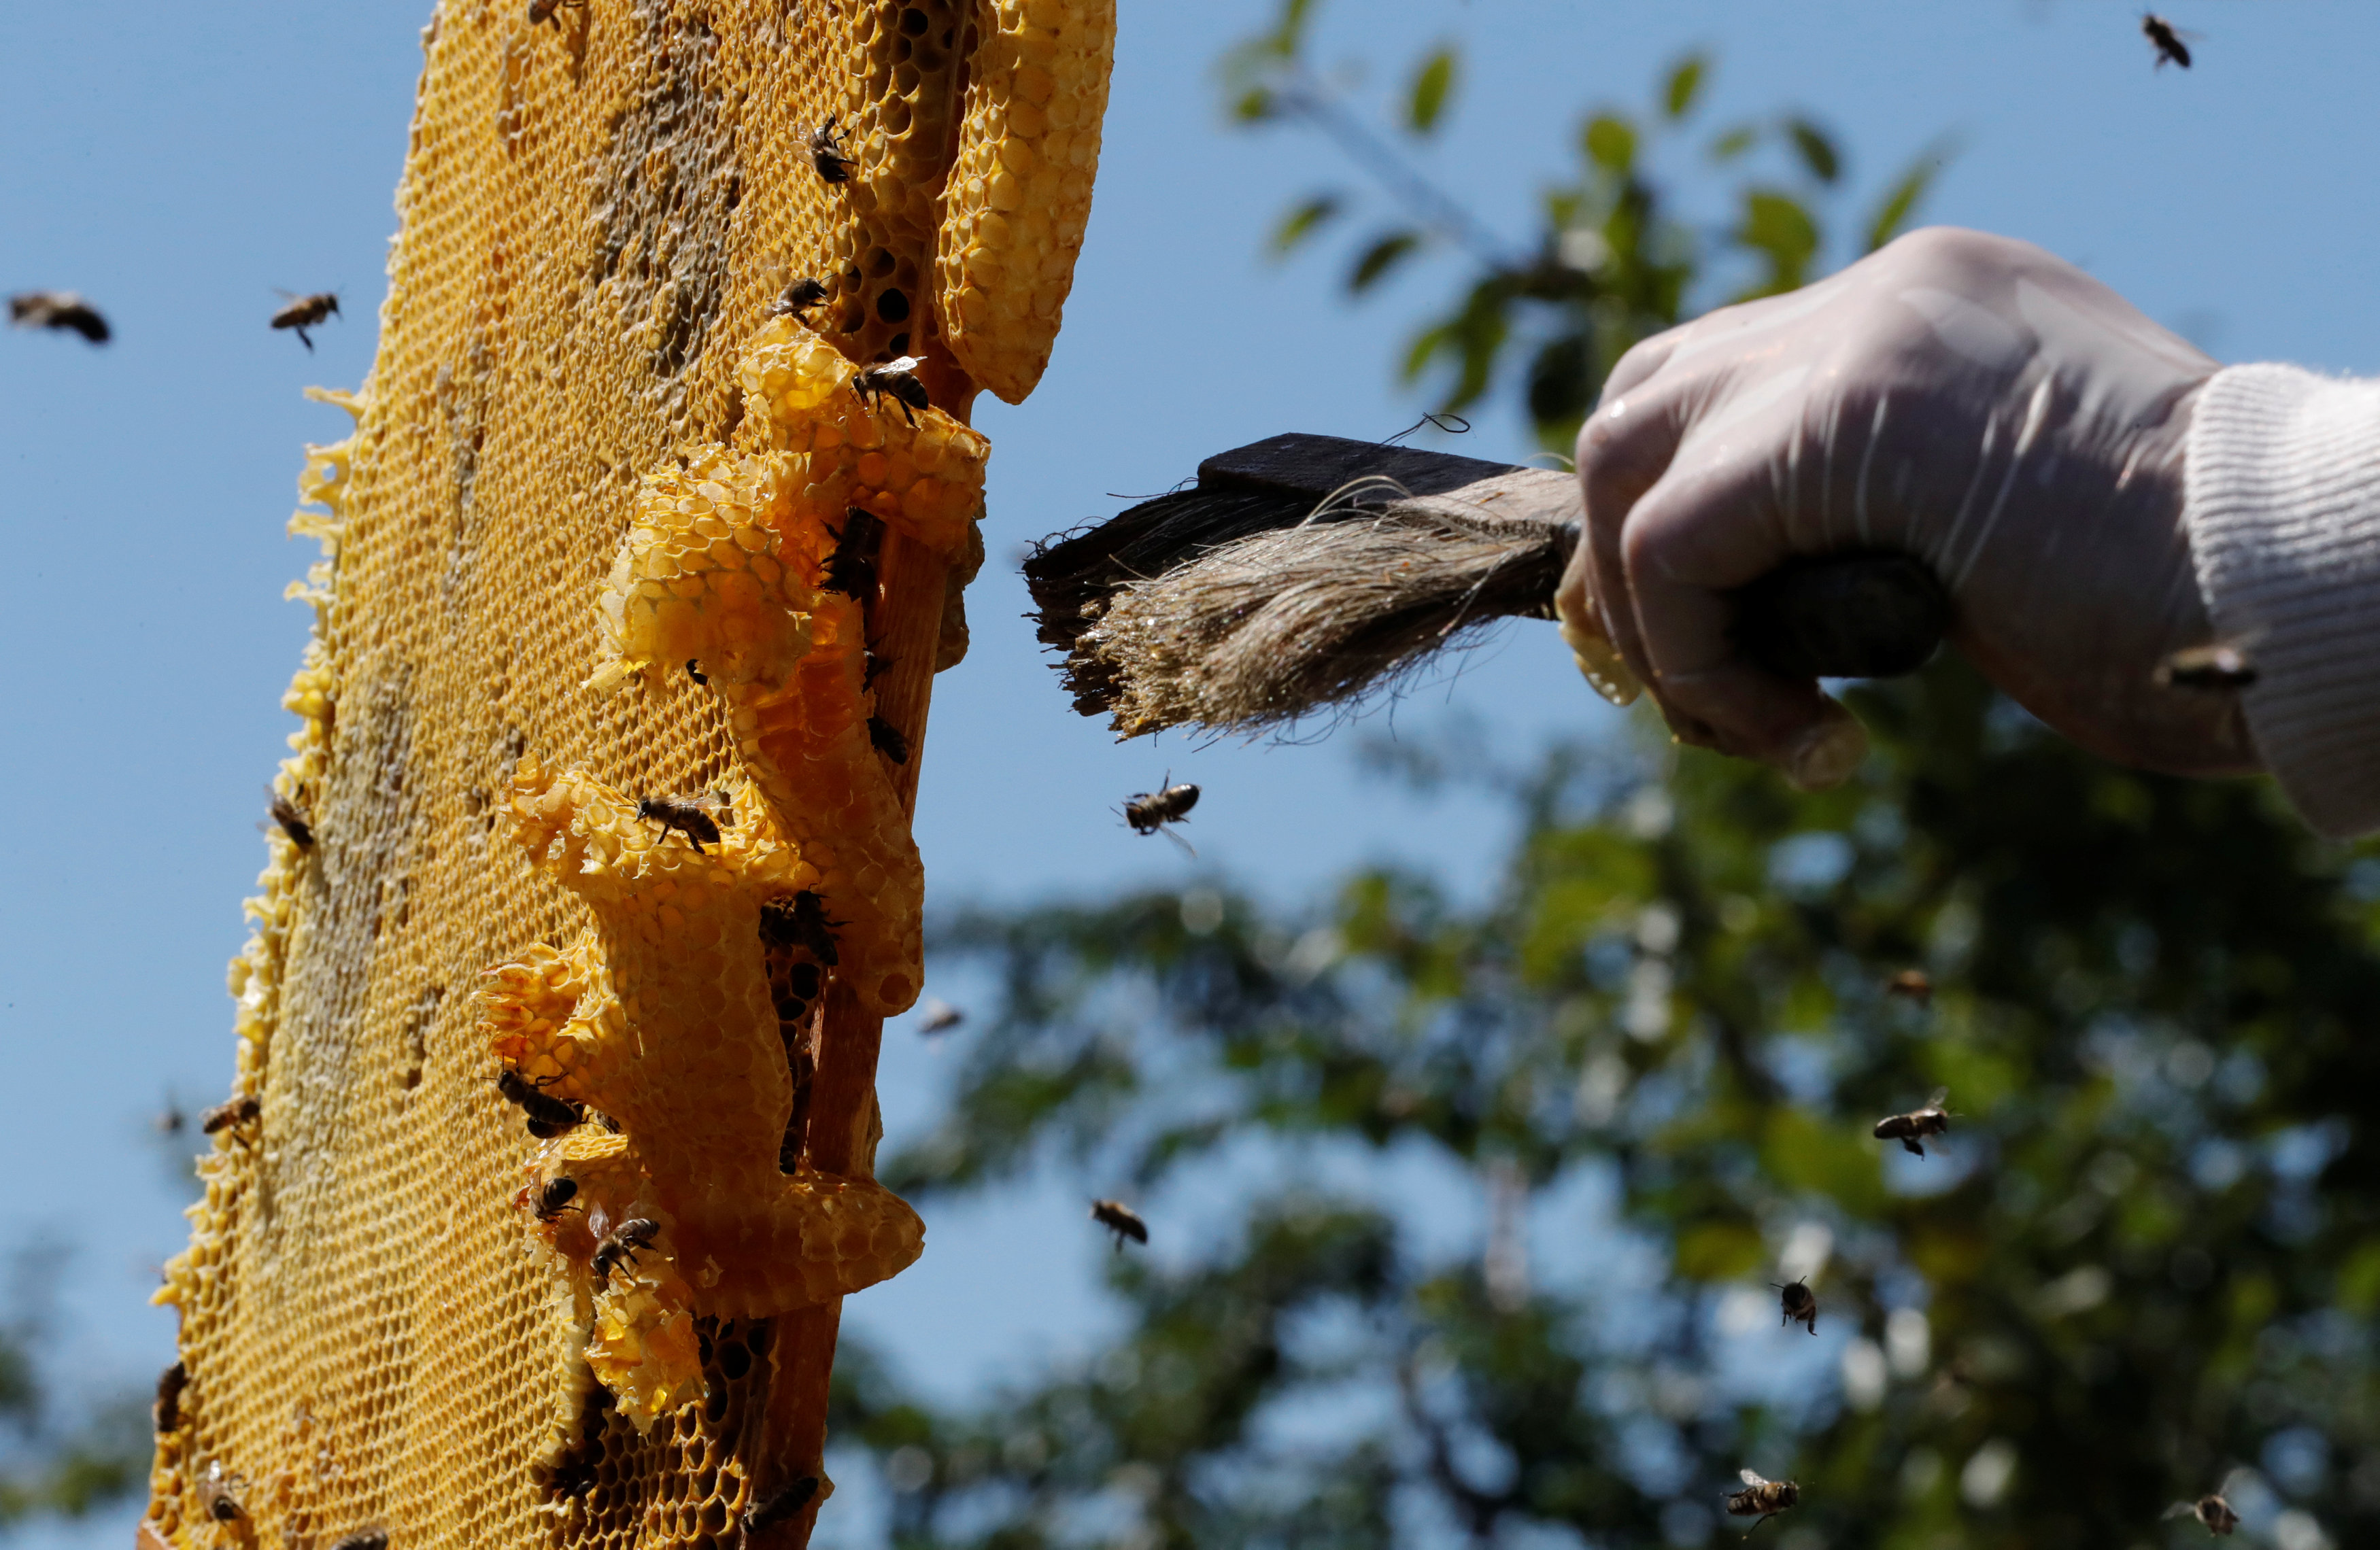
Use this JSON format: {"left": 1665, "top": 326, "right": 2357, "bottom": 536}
{"left": 2183, "top": 362, "right": 2380, "bottom": 837}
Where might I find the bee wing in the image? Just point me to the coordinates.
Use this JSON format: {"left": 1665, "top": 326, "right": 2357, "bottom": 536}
{"left": 2161, "top": 1500, "right": 2199, "bottom": 1521}
{"left": 1738, "top": 1469, "right": 1768, "bottom": 1488}
{"left": 1161, "top": 826, "right": 1199, "bottom": 860}
{"left": 883, "top": 354, "right": 923, "bottom": 373}
{"left": 1925, "top": 1086, "right": 1950, "bottom": 1109}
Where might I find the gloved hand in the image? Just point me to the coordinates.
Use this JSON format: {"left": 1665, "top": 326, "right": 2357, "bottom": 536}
{"left": 1556, "top": 226, "right": 2257, "bottom": 787}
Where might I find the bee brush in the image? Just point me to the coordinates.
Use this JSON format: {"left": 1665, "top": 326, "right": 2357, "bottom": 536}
{"left": 1024, "top": 431, "right": 1952, "bottom": 740}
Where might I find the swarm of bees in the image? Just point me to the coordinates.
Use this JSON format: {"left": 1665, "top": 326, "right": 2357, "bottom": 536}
{"left": 270, "top": 290, "right": 342, "bottom": 352}
{"left": 1123, "top": 776, "right": 1200, "bottom": 857}
{"left": 1874, "top": 1087, "right": 1952, "bottom": 1158}
{"left": 2156, "top": 642, "right": 2257, "bottom": 691}
{"left": 154, "top": 1361, "right": 188, "bottom": 1434}
{"left": 265, "top": 787, "right": 315, "bottom": 848}
{"left": 770, "top": 277, "right": 832, "bottom": 322}
{"left": 636, "top": 791, "right": 732, "bottom": 853}
{"left": 808, "top": 116, "right": 855, "bottom": 183}
{"left": 592, "top": 1217, "right": 661, "bottom": 1282}
{"left": 1091, "top": 1199, "right": 1148, "bottom": 1249}
{"left": 2143, "top": 12, "right": 2194, "bottom": 69}
{"left": 743, "top": 1475, "right": 821, "bottom": 1536}
{"left": 7, "top": 290, "right": 109, "bottom": 343}
{"left": 496, "top": 1068, "right": 586, "bottom": 1139}
{"left": 1775, "top": 1277, "right": 1817, "bottom": 1335}
{"left": 1725, "top": 1468, "right": 1799, "bottom": 1532}
{"left": 201, "top": 1095, "right": 261, "bottom": 1135}
{"left": 851, "top": 356, "right": 930, "bottom": 425}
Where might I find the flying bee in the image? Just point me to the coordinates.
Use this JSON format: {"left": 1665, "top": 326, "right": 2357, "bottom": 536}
{"left": 743, "top": 1475, "right": 821, "bottom": 1535}
{"left": 328, "top": 1532, "right": 390, "bottom": 1550}
{"left": 496, "top": 1068, "right": 585, "bottom": 1139}
{"left": 2156, "top": 642, "right": 2256, "bottom": 690}
{"left": 636, "top": 793, "right": 731, "bottom": 853}
{"left": 685, "top": 659, "right": 709, "bottom": 687}
{"left": 154, "top": 1361, "right": 188, "bottom": 1434}
{"left": 760, "top": 890, "right": 844, "bottom": 966}
{"left": 2164, "top": 1473, "right": 2243, "bottom": 1535}
{"left": 534, "top": 1177, "right": 583, "bottom": 1223}
{"left": 1885, "top": 968, "right": 1931, "bottom": 1006}
{"left": 2141, "top": 13, "right": 2194, "bottom": 69}
{"left": 851, "top": 356, "right": 930, "bottom": 426}
{"left": 270, "top": 290, "right": 342, "bottom": 352}
{"left": 1090, "top": 1199, "right": 1148, "bottom": 1249}
{"left": 1123, "top": 776, "right": 1200, "bottom": 857}
{"left": 868, "top": 714, "right": 911, "bottom": 765}
{"left": 770, "top": 277, "right": 832, "bottom": 321}
{"left": 201, "top": 1095, "right": 261, "bottom": 1135}
{"left": 821, "top": 510, "right": 884, "bottom": 602}
{"left": 1724, "top": 1469, "right": 1799, "bottom": 1533}
{"left": 592, "top": 1217, "right": 661, "bottom": 1282}
{"left": 1774, "top": 1277, "right": 1817, "bottom": 1335}
{"left": 1873, "top": 1087, "right": 1952, "bottom": 1158}
{"left": 917, "top": 999, "right": 963, "bottom": 1036}
{"left": 528, "top": 0, "right": 586, "bottom": 24}
{"left": 809, "top": 116, "right": 855, "bottom": 183}
{"left": 198, "top": 1462, "right": 248, "bottom": 1523}
{"left": 265, "top": 787, "right": 315, "bottom": 848}
{"left": 7, "top": 290, "right": 109, "bottom": 344}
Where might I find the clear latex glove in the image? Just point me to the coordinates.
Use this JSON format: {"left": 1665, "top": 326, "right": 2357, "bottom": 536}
{"left": 1555, "top": 226, "right": 2258, "bottom": 786}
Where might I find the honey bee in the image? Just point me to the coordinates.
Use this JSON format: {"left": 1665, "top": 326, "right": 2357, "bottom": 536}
{"left": 592, "top": 1217, "right": 661, "bottom": 1283}
{"left": 543, "top": 1446, "right": 598, "bottom": 1500}
{"left": 1885, "top": 968, "right": 1931, "bottom": 1006}
{"left": 822, "top": 510, "right": 884, "bottom": 602}
{"left": 198, "top": 1462, "right": 248, "bottom": 1523}
{"left": 528, "top": 0, "right": 585, "bottom": 24}
{"left": 496, "top": 1068, "right": 585, "bottom": 1139}
{"left": 760, "top": 891, "right": 843, "bottom": 967}
{"left": 265, "top": 787, "right": 315, "bottom": 848}
{"left": 201, "top": 1095, "right": 261, "bottom": 1135}
{"left": 1123, "top": 776, "right": 1200, "bottom": 857}
{"left": 1724, "top": 1469, "right": 1799, "bottom": 1532}
{"left": 534, "top": 1177, "right": 583, "bottom": 1222}
{"left": 636, "top": 793, "right": 731, "bottom": 853}
{"left": 743, "top": 1475, "right": 821, "bottom": 1535}
{"left": 270, "top": 291, "right": 342, "bottom": 352}
{"left": 1091, "top": 1199, "right": 1148, "bottom": 1249}
{"left": 154, "top": 1361, "right": 188, "bottom": 1434}
{"left": 851, "top": 356, "right": 930, "bottom": 426}
{"left": 1774, "top": 1277, "right": 1817, "bottom": 1335}
{"left": 917, "top": 999, "right": 963, "bottom": 1035}
{"left": 7, "top": 290, "right": 109, "bottom": 344}
{"left": 867, "top": 714, "right": 911, "bottom": 765}
{"left": 864, "top": 651, "right": 894, "bottom": 690}
{"left": 770, "top": 277, "right": 832, "bottom": 321}
{"left": 685, "top": 659, "right": 709, "bottom": 687}
{"left": 2164, "top": 1474, "right": 2243, "bottom": 1534}
{"left": 2142, "top": 13, "right": 2194, "bottom": 69}
{"left": 2156, "top": 642, "right": 2256, "bottom": 690}
{"left": 328, "top": 1532, "right": 390, "bottom": 1550}
{"left": 1873, "top": 1087, "right": 1952, "bottom": 1158}
{"left": 809, "top": 116, "right": 855, "bottom": 183}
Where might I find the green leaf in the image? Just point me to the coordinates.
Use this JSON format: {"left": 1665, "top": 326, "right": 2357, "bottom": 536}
{"left": 1673, "top": 1219, "right": 1763, "bottom": 1281}
{"left": 1583, "top": 114, "right": 1637, "bottom": 177}
{"left": 1707, "top": 124, "right": 1758, "bottom": 162}
{"left": 1863, "top": 139, "right": 1955, "bottom": 252}
{"left": 1269, "top": 194, "right": 1343, "bottom": 259}
{"left": 1348, "top": 230, "right": 1423, "bottom": 294}
{"left": 1784, "top": 116, "right": 1841, "bottom": 184}
{"left": 1663, "top": 52, "right": 1707, "bottom": 119}
{"left": 1406, "top": 45, "right": 1459, "bottom": 135}
{"left": 1732, "top": 188, "right": 1820, "bottom": 298}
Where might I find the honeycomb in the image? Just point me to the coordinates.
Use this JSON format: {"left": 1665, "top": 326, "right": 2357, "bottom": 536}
{"left": 140, "top": 4, "right": 1111, "bottom": 1547}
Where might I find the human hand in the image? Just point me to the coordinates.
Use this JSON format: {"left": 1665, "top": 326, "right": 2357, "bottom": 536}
{"left": 1556, "top": 226, "right": 2256, "bottom": 786}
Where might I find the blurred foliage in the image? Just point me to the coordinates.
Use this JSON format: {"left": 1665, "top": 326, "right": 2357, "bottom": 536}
{"left": 1223, "top": 1, "right": 1948, "bottom": 453}
{"left": 817, "top": 7, "right": 2380, "bottom": 1549}
{"left": 838, "top": 659, "right": 2380, "bottom": 1548}
{"left": 0, "top": 1253, "right": 154, "bottom": 1532}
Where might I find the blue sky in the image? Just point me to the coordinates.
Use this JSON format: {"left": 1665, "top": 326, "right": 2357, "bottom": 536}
{"left": 3, "top": 1, "right": 2377, "bottom": 1543}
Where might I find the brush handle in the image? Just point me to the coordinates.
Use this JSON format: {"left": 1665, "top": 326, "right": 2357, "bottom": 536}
{"left": 1733, "top": 553, "right": 1951, "bottom": 679}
